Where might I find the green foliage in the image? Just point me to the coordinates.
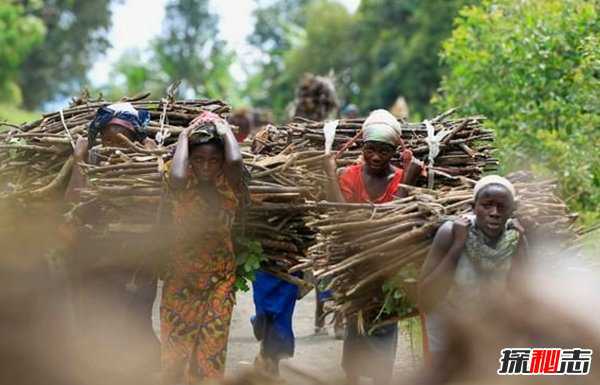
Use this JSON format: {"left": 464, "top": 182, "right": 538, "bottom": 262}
{"left": 233, "top": 237, "right": 267, "bottom": 292}
{"left": 0, "top": 2, "right": 45, "bottom": 103}
{"left": 437, "top": 0, "right": 600, "bottom": 219}
{"left": 0, "top": 103, "right": 41, "bottom": 124}
{"left": 351, "top": 0, "right": 477, "bottom": 118}
{"left": 377, "top": 265, "right": 419, "bottom": 322}
{"left": 102, "top": 0, "right": 239, "bottom": 103}
{"left": 17, "top": 0, "right": 114, "bottom": 109}
{"left": 284, "top": 1, "right": 354, "bottom": 101}
{"left": 114, "top": 51, "right": 158, "bottom": 94}
{"left": 98, "top": 49, "right": 167, "bottom": 100}
{"left": 152, "top": 0, "right": 237, "bottom": 101}
{"left": 245, "top": 0, "right": 311, "bottom": 116}
{"left": 247, "top": 0, "right": 474, "bottom": 119}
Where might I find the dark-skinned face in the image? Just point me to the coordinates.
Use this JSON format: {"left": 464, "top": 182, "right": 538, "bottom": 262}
{"left": 474, "top": 184, "right": 515, "bottom": 239}
{"left": 100, "top": 124, "right": 137, "bottom": 148}
{"left": 362, "top": 141, "right": 395, "bottom": 174}
{"left": 189, "top": 143, "right": 224, "bottom": 182}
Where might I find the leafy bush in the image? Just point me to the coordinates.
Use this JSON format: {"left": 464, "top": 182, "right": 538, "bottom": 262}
{"left": 234, "top": 237, "right": 267, "bottom": 292}
{"left": 436, "top": 0, "right": 600, "bottom": 222}
{"left": 0, "top": 2, "right": 44, "bottom": 103}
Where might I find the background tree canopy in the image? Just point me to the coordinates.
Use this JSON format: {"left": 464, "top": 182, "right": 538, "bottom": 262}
{"left": 0, "top": 2, "right": 45, "bottom": 105}
{"left": 246, "top": 0, "right": 476, "bottom": 120}
{"left": 436, "top": 0, "right": 600, "bottom": 220}
{"left": 17, "top": 0, "right": 114, "bottom": 109}
{"left": 101, "top": 0, "right": 239, "bottom": 104}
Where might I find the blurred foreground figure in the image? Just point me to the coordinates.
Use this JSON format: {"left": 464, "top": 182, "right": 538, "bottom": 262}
{"left": 160, "top": 112, "right": 247, "bottom": 384}
{"left": 411, "top": 273, "right": 600, "bottom": 385}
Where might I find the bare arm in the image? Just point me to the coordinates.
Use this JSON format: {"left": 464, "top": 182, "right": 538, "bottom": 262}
{"left": 323, "top": 154, "right": 346, "bottom": 202}
{"left": 143, "top": 137, "right": 157, "bottom": 149}
{"left": 219, "top": 123, "right": 244, "bottom": 192}
{"left": 64, "top": 137, "right": 89, "bottom": 203}
{"left": 169, "top": 128, "right": 192, "bottom": 190}
{"left": 418, "top": 220, "right": 468, "bottom": 312}
{"left": 397, "top": 157, "right": 423, "bottom": 198}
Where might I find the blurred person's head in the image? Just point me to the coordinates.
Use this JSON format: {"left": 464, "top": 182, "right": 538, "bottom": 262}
{"left": 341, "top": 104, "right": 359, "bottom": 119}
{"left": 390, "top": 96, "right": 409, "bottom": 120}
{"left": 228, "top": 109, "right": 254, "bottom": 140}
{"left": 414, "top": 276, "right": 600, "bottom": 385}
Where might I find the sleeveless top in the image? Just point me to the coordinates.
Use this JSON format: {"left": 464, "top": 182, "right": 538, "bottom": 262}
{"left": 448, "top": 214, "right": 520, "bottom": 307}
{"left": 424, "top": 215, "right": 520, "bottom": 352}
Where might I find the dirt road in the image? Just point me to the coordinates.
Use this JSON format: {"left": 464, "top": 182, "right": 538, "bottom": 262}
{"left": 225, "top": 289, "right": 421, "bottom": 382}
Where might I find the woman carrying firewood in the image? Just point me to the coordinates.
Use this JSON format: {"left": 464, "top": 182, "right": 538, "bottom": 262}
{"left": 160, "top": 111, "right": 246, "bottom": 384}
{"left": 418, "top": 175, "right": 527, "bottom": 367}
{"left": 62, "top": 102, "right": 160, "bottom": 383}
{"left": 324, "top": 109, "right": 423, "bottom": 385}
{"left": 65, "top": 102, "right": 155, "bottom": 201}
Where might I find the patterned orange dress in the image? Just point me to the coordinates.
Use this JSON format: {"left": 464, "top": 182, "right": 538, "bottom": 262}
{"left": 160, "top": 162, "right": 238, "bottom": 384}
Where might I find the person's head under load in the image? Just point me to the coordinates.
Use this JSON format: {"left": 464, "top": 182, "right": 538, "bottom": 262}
{"left": 473, "top": 175, "right": 517, "bottom": 239}
{"left": 361, "top": 109, "right": 402, "bottom": 175}
{"left": 88, "top": 102, "right": 150, "bottom": 148}
{"left": 187, "top": 111, "right": 227, "bottom": 182}
{"left": 341, "top": 104, "right": 359, "bottom": 119}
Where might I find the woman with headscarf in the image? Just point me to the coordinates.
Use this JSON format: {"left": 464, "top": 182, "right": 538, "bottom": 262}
{"left": 62, "top": 102, "right": 159, "bottom": 384}
{"left": 65, "top": 102, "right": 153, "bottom": 201}
{"left": 418, "top": 175, "right": 527, "bottom": 366}
{"left": 324, "top": 109, "right": 424, "bottom": 385}
{"left": 159, "top": 111, "right": 246, "bottom": 384}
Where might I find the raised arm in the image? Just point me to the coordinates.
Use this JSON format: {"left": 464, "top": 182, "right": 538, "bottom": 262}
{"left": 397, "top": 151, "right": 423, "bottom": 198}
{"left": 418, "top": 219, "right": 468, "bottom": 312}
{"left": 323, "top": 154, "right": 346, "bottom": 202}
{"left": 143, "top": 137, "right": 157, "bottom": 149}
{"left": 169, "top": 127, "right": 193, "bottom": 190}
{"left": 218, "top": 122, "right": 244, "bottom": 192}
{"left": 64, "top": 136, "right": 89, "bottom": 203}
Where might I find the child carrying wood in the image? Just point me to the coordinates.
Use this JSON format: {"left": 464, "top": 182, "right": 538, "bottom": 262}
{"left": 418, "top": 175, "right": 527, "bottom": 365}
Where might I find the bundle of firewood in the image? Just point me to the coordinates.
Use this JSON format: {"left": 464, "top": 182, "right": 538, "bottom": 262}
{"left": 0, "top": 96, "right": 229, "bottom": 200}
{"left": 252, "top": 110, "right": 497, "bottom": 190}
{"left": 291, "top": 73, "right": 339, "bottom": 122}
{"left": 74, "top": 146, "right": 318, "bottom": 284}
{"left": 307, "top": 173, "right": 580, "bottom": 330}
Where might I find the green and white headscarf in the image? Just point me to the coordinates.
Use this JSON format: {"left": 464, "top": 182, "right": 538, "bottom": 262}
{"left": 362, "top": 109, "right": 402, "bottom": 146}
